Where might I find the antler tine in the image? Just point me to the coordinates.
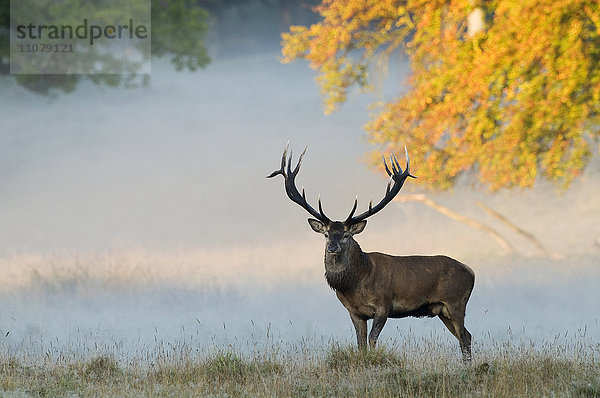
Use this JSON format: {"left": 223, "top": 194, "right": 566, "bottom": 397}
{"left": 392, "top": 152, "right": 403, "bottom": 175}
{"left": 404, "top": 145, "right": 417, "bottom": 179}
{"left": 292, "top": 146, "right": 307, "bottom": 176}
{"left": 283, "top": 141, "right": 289, "bottom": 165}
{"left": 267, "top": 144, "right": 289, "bottom": 179}
{"left": 390, "top": 154, "right": 399, "bottom": 175}
{"left": 286, "top": 149, "right": 294, "bottom": 176}
{"left": 381, "top": 153, "right": 392, "bottom": 177}
{"left": 317, "top": 195, "right": 329, "bottom": 221}
{"left": 344, "top": 196, "right": 359, "bottom": 223}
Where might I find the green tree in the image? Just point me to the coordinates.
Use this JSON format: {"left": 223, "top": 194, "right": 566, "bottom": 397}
{"left": 152, "top": 0, "right": 210, "bottom": 71}
{"left": 0, "top": 0, "right": 210, "bottom": 95}
{"left": 282, "top": 0, "right": 600, "bottom": 190}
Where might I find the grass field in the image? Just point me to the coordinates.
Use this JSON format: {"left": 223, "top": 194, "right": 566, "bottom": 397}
{"left": 1, "top": 250, "right": 599, "bottom": 396}
{"left": 1, "top": 338, "right": 598, "bottom": 397}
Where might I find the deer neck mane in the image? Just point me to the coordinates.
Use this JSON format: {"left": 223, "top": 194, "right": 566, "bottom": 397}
{"left": 324, "top": 240, "right": 369, "bottom": 292}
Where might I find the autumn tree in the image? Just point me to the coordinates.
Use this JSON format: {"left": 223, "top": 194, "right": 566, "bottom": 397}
{"left": 282, "top": 0, "right": 600, "bottom": 190}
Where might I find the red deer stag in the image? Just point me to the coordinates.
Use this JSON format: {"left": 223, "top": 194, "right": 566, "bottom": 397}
{"left": 268, "top": 144, "right": 475, "bottom": 361}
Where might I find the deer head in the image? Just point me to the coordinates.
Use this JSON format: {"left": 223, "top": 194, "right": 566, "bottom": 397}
{"left": 267, "top": 144, "right": 415, "bottom": 263}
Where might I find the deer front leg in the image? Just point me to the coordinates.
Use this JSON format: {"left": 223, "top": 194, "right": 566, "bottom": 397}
{"left": 349, "top": 312, "right": 367, "bottom": 349}
{"left": 368, "top": 313, "right": 388, "bottom": 348}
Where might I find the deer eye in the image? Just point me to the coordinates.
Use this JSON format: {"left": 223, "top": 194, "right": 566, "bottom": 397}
{"left": 343, "top": 233, "right": 350, "bottom": 239}
{"left": 324, "top": 232, "right": 329, "bottom": 238}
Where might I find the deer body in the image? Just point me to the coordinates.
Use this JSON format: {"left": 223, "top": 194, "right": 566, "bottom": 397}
{"left": 330, "top": 253, "right": 474, "bottom": 321}
{"left": 269, "top": 145, "right": 475, "bottom": 361}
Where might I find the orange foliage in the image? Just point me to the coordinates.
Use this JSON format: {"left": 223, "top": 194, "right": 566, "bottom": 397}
{"left": 282, "top": 0, "right": 600, "bottom": 190}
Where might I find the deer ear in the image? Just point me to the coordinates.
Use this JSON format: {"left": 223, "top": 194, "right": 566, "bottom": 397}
{"left": 308, "top": 218, "right": 327, "bottom": 234}
{"left": 347, "top": 220, "right": 367, "bottom": 235}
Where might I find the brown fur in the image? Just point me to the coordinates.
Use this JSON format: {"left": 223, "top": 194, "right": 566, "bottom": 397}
{"left": 311, "top": 220, "right": 475, "bottom": 361}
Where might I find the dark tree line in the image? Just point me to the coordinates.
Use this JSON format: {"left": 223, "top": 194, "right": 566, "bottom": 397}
{"left": 1, "top": 0, "right": 318, "bottom": 95}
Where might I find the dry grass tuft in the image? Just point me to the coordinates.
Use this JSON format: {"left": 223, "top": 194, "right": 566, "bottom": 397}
{"left": 325, "top": 344, "right": 405, "bottom": 370}
{"left": 82, "top": 355, "right": 122, "bottom": 381}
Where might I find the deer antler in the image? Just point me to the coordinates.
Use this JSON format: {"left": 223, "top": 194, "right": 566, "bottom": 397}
{"left": 345, "top": 146, "right": 416, "bottom": 224}
{"left": 267, "top": 143, "right": 331, "bottom": 224}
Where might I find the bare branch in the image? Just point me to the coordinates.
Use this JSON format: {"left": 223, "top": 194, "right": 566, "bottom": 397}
{"left": 476, "top": 202, "right": 549, "bottom": 256}
{"left": 395, "top": 194, "right": 514, "bottom": 253}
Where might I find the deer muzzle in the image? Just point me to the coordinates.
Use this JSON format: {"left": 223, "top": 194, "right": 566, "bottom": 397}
{"left": 327, "top": 242, "right": 341, "bottom": 254}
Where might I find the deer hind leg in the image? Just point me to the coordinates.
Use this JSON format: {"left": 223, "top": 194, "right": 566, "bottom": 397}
{"left": 459, "top": 326, "right": 472, "bottom": 361}
{"left": 368, "top": 313, "right": 388, "bottom": 349}
{"left": 439, "top": 305, "right": 472, "bottom": 361}
{"left": 449, "top": 304, "right": 472, "bottom": 362}
{"left": 439, "top": 313, "right": 459, "bottom": 340}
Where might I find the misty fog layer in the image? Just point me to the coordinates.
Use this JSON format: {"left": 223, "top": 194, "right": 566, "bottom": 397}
{"left": 1, "top": 5, "right": 599, "bottom": 358}
{"left": 0, "top": 248, "right": 598, "bottom": 358}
